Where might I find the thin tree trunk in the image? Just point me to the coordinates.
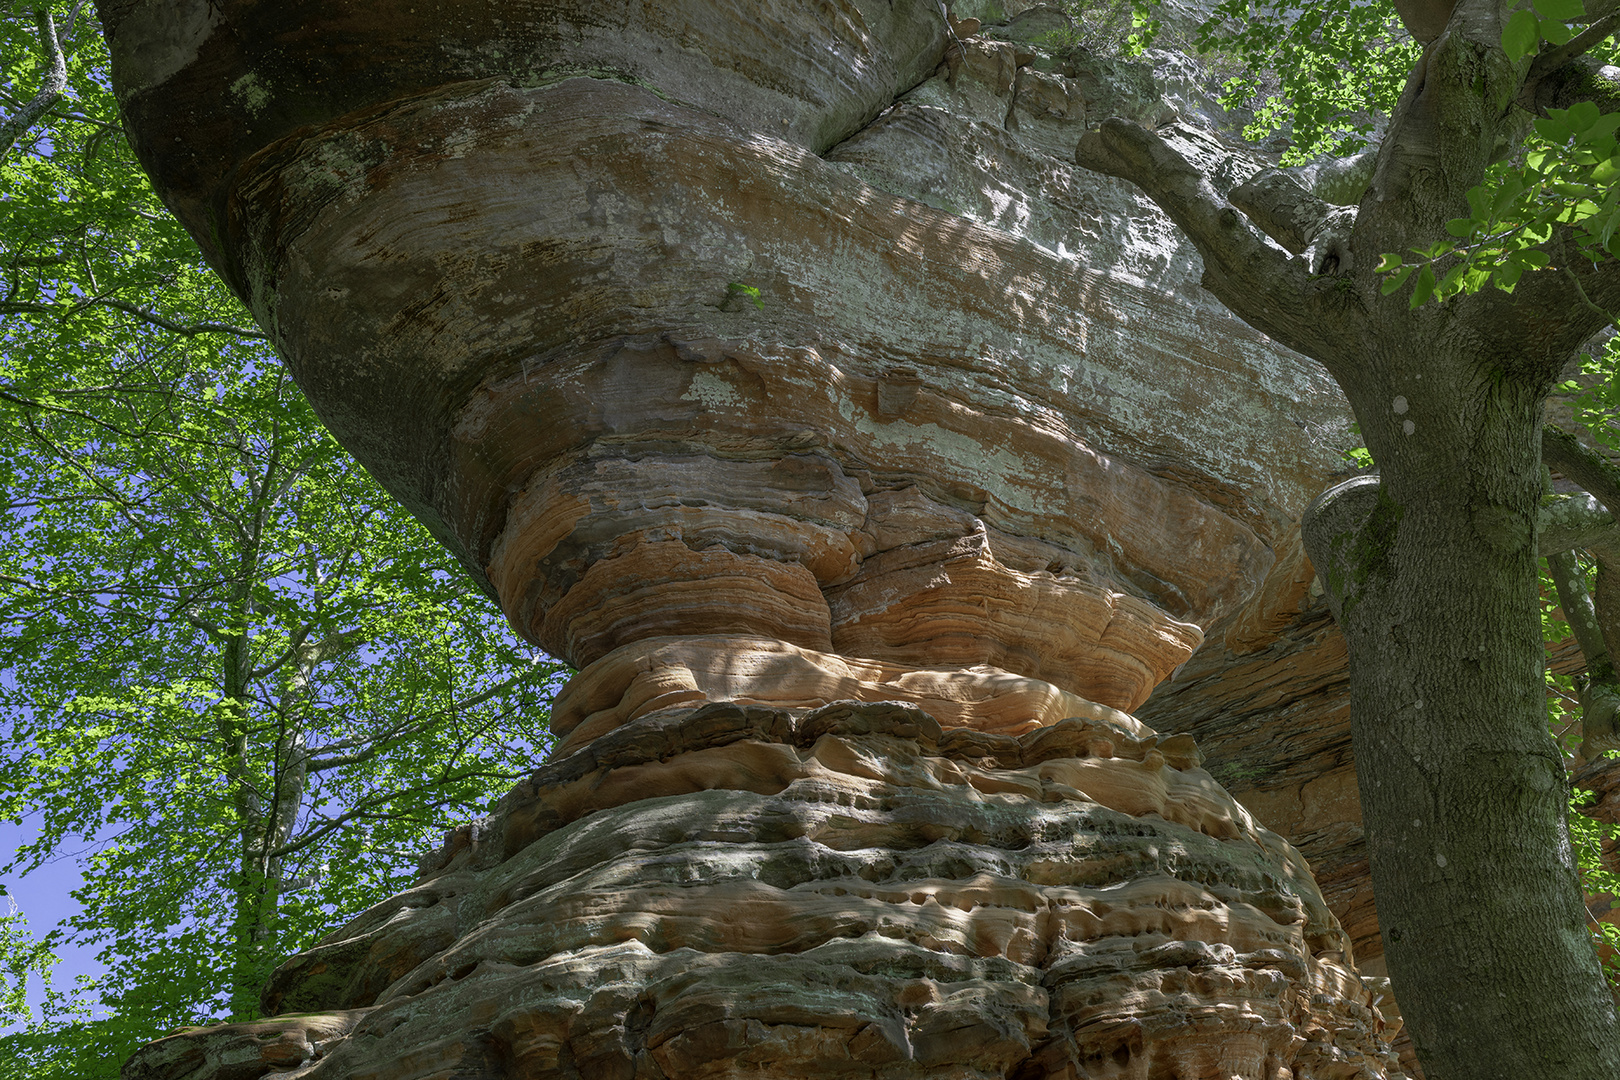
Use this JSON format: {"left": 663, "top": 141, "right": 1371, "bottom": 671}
{"left": 218, "top": 629, "right": 270, "bottom": 1019}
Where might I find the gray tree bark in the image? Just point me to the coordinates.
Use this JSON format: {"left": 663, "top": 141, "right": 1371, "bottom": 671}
{"left": 0, "top": 2, "right": 84, "bottom": 161}
{"left": 1079, "top": 1, "right": 1620, "bottom": 1075}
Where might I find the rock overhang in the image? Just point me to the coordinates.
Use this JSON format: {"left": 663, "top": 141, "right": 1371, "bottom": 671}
{"left": 99, "top": 0, "right": 1356, "bottom": 648}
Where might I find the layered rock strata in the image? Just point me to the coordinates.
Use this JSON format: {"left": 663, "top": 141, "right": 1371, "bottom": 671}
{"left": 100, "top": 0, "right": 1402, "bottom": 1077}
{"left": 129, "top": 699, "right": 1401, "bottom": 1080}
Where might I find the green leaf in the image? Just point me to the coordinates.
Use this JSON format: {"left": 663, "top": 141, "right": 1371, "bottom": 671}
{"left": 1381, "top": 264, "right": 1417, "bottom": 294}
{"left": 1502, "top": 8, "right": 1541, "bottom": 60}
{"left": 1409, "top": 264, "right": 1438, "bottom": 308}
{"left": 1376, "top": 252, "right": 1405, "bottom": 272}
{"left": 1491, "top": 175, "right": 1529, "bottom": 219}
{"left": 1538, "top": 15, "right": 1575, "bottom": 44}
{"left": 1412, "top": 241, "right": 1456, "bottom": 260}
{"left": 1535, "top": 0, "right": 1585, "bottom": 18}
{"left": 1534, "top": 117, "right": 1570, "bottom": 144}
{"left": 1580, "top": 113, "right": 1620, "bottom": 145}
{"left": 1446, "top": 217, "right": 1481, "bottom": 237}
{"left": 1438, "top": 262, "right": 1469, "bottom": 298}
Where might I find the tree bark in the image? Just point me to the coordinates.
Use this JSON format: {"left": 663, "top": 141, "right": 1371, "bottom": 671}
{"left": 0, "top": 3, "right": 82, "bottom": 162}
{"left": 1305, "top": 383, "right": 1620, "bottom": 1077}
{"left": 1077, "top": 0, "right": 1620, "bottom": 1072}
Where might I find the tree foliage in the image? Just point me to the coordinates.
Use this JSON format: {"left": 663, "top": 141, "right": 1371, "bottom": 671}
{"left": 1042, "top": 0, "right": 1165, "bottom": 58}
{"left": 0, "top": 6, "right": 565, "bottom": 1073}
{"left": 1195, "top": 0, "right": 1419, "bottom": 160}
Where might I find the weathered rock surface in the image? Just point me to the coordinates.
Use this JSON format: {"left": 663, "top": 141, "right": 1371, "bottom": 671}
{"left": 100, "top": 0, "right": 1407, "bottom": 1077}
{"left": 127, "top": 700, "right": 1400, "bottom": 1080}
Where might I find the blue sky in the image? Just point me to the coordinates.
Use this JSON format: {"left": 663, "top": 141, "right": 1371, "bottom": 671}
{"left": 1, "top": 815, "right": 102, "bottom": 1028}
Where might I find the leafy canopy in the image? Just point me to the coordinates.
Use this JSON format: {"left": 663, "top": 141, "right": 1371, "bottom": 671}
{"left": 0, "top": 7, "right": 567, "bottom": 1073}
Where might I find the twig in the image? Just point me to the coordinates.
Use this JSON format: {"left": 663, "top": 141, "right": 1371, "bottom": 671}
{"left": 1568, "top": 265, "right": 1618, "bottom": 324}
{"left": 0, "top": 297, "right": 269, "bottom": 340}
{"left": 95, "top": 298, "right": 269, "bottom": 341}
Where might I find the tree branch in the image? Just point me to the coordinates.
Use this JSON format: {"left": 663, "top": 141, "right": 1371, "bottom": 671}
{"left": 1525, "top": 54, "right": 1620, "bottom": 117}
{"left": 1301, "top": 474, "right": 1385, "bottom": 622}
{"left": 1228, "top": 169, "right": 1358, "bottom": 273}
{"left": 180, "top": 610, "right": 231, "bottom": 643}
{"left": 1394, "top": 0, "right": 1458, "bottom": 44}
{"left": 1595, "top": 554, "right": 1620, "bottom": 677}
{"left": 93, "top": 297, "right": 267, "bottom": 340}
{"left": 306, "top": 672, "right": 539, "bottom": 773}
{"left": 1540, "top": 491, "right": 1620, "bottom": 555}
{"left": 1075, "top": 119, "right": 1347, "bottom": 362}
{"left": 0, "top": 2, "right": 83, "bottom": 162}
{"left": 266, "top": 770, "right": 526, "bottom": 861}
{"left": 0, "top": 385, "right": 142, "bottom": 438}
{"left": 1545, "top": 425, "right": 1620, "bottom": 518}
{"left": 1567, "top": 265, "right": 1617, "bottom": 323}
{"left": 1587, "top": 0, "right": 1620, "bottom": 23}
{"left": 1528, "top": 10, "right": 1620, "bottom": 85}
{"left": 1484, "top": 236, "right": 1620, "bottom": 368}
{"left": 1549, "top": 548, "right": 1620, "bottom": 755}
{"left": 1540, "top": 440, "right": 1620, "bottom": 756}
{"left": 92, "top": 298, "right": 268, "bottom": 341}
{"left": 0, "top": 297, "right": 269, "bottom": 340}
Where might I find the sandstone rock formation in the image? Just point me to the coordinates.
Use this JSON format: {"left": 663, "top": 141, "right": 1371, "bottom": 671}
{"left": 101, "top": 0, "right": 1404, "bottom": 1076}
{"left": 129, "top": 699, "right": 1401, "bottom": 1080}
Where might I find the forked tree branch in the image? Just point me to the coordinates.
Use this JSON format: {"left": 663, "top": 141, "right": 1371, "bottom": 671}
{"left": 1075, "top": 118, "right": 1350, "bottom": 363}
{"left": 0, "top": 2, "right": 85, "bottom": 161}
{"left": 1229, "top": 169, "right": 1358, "bottom": 274}
{"left": 1528, "top": 10, "right": 1620, "bottom": 85}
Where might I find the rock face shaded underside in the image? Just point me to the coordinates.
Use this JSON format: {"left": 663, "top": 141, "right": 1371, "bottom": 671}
{"left": 101, "top": 0, "right": 1404, "bottom": 1077}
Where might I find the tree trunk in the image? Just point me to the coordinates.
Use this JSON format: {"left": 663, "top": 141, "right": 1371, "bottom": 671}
{"left": 218, "top": 625, "right": 282, "bottom": 1020}
{"left": 220, "top": 646, "right": 317, "bottom": 1020}
{"left": 1305, "top": 342, "right": 1620, "bottom": 1078}
{"left": 1072, "top": 1, "right": 1620, "bottom": 1067}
